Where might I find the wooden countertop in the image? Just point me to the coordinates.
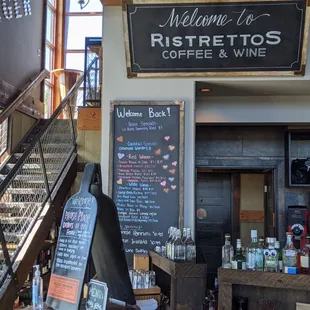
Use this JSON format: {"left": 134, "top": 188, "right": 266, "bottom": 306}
{"left": 149, "top": 250, "right": 207, "bottom": 278}
{"left": 218, "top": 268, "right": 310, "bottom": 291}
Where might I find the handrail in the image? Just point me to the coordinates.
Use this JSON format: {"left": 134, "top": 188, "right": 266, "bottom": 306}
{"left": 0, "top": 69, "right": 49, "bottom": 124}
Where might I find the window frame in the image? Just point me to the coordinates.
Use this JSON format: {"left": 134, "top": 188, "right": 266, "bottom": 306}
{"left": 44, "top": 0, "right": 57, "bottom": 118}
{"left": 64, "top": 1, "right": 103, "bottom": 70}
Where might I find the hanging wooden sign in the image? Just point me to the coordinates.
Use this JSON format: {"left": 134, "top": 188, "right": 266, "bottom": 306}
{"left": 123, "top": 0, "right": 309, "bottom": 77}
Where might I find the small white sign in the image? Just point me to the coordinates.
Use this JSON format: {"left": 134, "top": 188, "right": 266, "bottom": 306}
{"left": 86, "top": 279, "right": 108, "bottom": 310}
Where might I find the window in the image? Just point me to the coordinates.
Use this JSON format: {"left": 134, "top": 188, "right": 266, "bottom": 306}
{"left": 64, "top": 0, "right": 103, "bottom": 71}
{"left": 44, "top": 0, "right": 57, "bottom": 118}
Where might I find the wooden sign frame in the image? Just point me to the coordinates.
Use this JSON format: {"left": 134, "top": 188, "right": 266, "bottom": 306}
{"left": 109, "top": 100, "right": 185, "bottom": 229}
{"left": 122, "top": 0, "right": 310, "bottom": 78}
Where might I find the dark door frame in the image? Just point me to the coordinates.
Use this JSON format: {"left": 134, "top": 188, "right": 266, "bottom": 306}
{"left": 196, "top": 163, "right": 283, "bottom": 242}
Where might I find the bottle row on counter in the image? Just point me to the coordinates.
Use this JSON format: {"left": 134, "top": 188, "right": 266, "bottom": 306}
{"left": 154, "top": 227, "right": 196, "bottom": 262}
{"left": 222, "top": 230, "right": 309, "bottom": 274}
{"left": 129, "top": 270, "right": 156, "bottom": 289}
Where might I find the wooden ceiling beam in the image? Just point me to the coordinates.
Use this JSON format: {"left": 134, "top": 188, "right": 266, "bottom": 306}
{"left": 100, "top": 0, "right": 121, "bottom": 6}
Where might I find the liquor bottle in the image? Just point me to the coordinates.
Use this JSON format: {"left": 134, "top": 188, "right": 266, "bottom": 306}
{"left": 185, "top": 228, "right": 196, "bottom": 262}
{"left": 232, "top": 239, "right": 246, "bottom": 270}
{"left": 171, "top": 229, "right": 185, "bottom": 261}
{"left": 264, "top": 237, "right": 278, "bottom": 272}
{"left": 283, "top": 232, "right": 298, "bottom": 274}
{"left": 300, "top": 235, "right": 310, "bottom": 274}
{"left": 222, "top": 233, "right": 234, "bottom": 269}
{"left": 246, "top": 230, "right": 258, "bottom": 271}
{"left": 181, "top": 228, "right": 187, "bottom": 243}
{"left": 275, "top": 241, "right": 283, "bottom": 272}
{"left": 165, "top": 227, "right": 174, "bottom": 259}
{"left": 255, "top": 237, "right": 265, "bottom": 271}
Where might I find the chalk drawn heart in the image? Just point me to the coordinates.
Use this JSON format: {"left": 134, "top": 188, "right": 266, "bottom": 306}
{"left": 163, "top": 154, "right": 170, "bottom": 160}
{"left": 171, "top": 185, "right": 176, "bottom": 190}
{"left": 164, "top": 136, "right": 170, "bottom": 141}
{"left": 169, "top": 169, "right": 176, "bottom": 175}
{"left": 155, "top": 148, "right": 161, "bottom": 155}
{"left": 117, "top": 136, "right": 123, "bottom": 142}
{"left": 117, "top": 179, "right": 122, "bottom": 185}
{"left": 172, "top": 161, "right": 177, "bottom": 166}
{"left": 163, "top": 165, "right": 168, "bottom": 169}
{"left": 118, "top": 153, "right": 125, "bottom": 159}
{"left": 164, "top": 188, "right": 169, "bottom": 193}
{"left": 168, "top": 177, "right": 174, "bottom": 182}
{"left": 160, "top": 181, "right": 166, "bottom": 186}
{"left": 169, "top": 145, "right": 175, "bottom": 151}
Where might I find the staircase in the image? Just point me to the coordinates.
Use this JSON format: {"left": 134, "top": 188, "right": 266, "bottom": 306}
{"left": 0, "top": 57, "right": 100, "bottom": 309}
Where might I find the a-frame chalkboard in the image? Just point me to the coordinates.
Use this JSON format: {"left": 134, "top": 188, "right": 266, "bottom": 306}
{"left": 46, "top": 164, "right": 98, "bottom": 310}
{"left": 109, "top": 101, "right": 184, "bottom": 266}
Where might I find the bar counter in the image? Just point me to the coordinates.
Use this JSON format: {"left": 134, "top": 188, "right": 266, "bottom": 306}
{"left": 149, "top": 250, "right": 207, "bottom": 310}
{"left": 218, "top": 268, "right": 310, "bottom": 310}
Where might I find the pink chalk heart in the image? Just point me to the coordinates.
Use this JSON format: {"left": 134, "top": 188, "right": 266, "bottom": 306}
{"left": 164, "top": 136, "right": 170, "bottom": 141}
{"left": 118, "top": 153, "right": 125, "bottom": 159}
{"left": 172, "top": 161, "right": 177, "bottom": 166}
{"left": 160, "top": 181, "right": 166, "bottom": 186}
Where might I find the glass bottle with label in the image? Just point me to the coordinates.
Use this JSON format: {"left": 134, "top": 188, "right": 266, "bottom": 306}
{"left": 181, "top": 228, "right": 187, "bottom": 243}
{"left": 264, "top": 237, "right": 278, "bottom": 272}
{"left": 232, "top": 239, "right": 246, "bottom": 270}
{"left": 171, "top": 229, "right": 186, "bottom": 261}
{"left": 255, "top": 237, "right": 265, "bottom": 271}
{"left": 246, "top": 230, "right": 258, "bottom": 271}
{"left": 165, "top": 227, "right": 174, "bottom": 259}
{"left": 222, "top": 233, "right": 234, "bottom": 269}
{"left": 185, "top": 228, "right": 196, "bottom": 262}
{"left": 300, "top": 235, "right": 310, "bottom": 274}
{"left": 283, "top": 232, "right": 298, "bottom": 274}
{"left": 275, "top": 241, "right": 283, "bottom": 273}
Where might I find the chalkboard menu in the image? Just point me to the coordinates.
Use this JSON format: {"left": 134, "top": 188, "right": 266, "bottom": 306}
{"left": 86, "top": 280, "right": 108, "bottom": 310}
{"left": 47, "top": 164, "right": 98, "bottom": 310}
{"left": 123, "top": 0, "right": 308, "bottom": 77}
{"left": 110, "top": 101, "right": 184, "bottom": 265}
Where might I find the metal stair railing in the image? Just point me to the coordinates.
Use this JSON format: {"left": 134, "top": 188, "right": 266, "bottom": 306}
{"left": 0, "top": 56, "right": 99, "bottom": 296}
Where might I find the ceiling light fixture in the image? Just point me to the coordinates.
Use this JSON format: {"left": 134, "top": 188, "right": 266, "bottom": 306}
{"left": 199, "top": 88, "right": 212, "bottom": 92}
{"left": 78, "top": 0, "right": 90, "bottom": 10}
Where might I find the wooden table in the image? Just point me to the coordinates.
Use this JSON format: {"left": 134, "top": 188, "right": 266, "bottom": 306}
{"left": 149, "top": 251, "right": 207, "bottom": 310}
{"left": 218, "top": 268, "right": 310, "bottom": 310}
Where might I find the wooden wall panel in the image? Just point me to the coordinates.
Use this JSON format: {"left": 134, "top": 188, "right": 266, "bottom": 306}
{"left": 77, "top": 107, "right": 101, "bottom": 131}
{"left": 11, "top": 111, "right": 36, "bottom": 150}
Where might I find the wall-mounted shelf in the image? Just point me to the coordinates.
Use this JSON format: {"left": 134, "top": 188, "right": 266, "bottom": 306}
{"left": 286, "top": 129, "right": 310, "bottom": 187}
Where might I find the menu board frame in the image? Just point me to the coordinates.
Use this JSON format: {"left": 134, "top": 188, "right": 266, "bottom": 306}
{"left": 109, "top": 100, "right": 185, "bottom": 231}
{"left": 122, "top": 0, "right": 309, "bottom": 78}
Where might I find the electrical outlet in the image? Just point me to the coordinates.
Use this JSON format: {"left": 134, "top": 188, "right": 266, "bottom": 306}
{"left": 37, "top": 49, "right": 41, "bottom": 57}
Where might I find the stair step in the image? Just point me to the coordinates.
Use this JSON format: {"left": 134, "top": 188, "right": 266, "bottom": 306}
{"left": 0, "top": 217, "right": 31, "bottom": 224}
{"left": 0, "top": 244, "right": 18, "bottom": 250}
{"left": 21, "top": 143, "right": 71, "bottom": 149}
{"left": 0, "top": 250, "right": 15, "bottom": 260}
{"left": 14, "top": 153, "right": 66, "bottom": 159}
{"left": 0, "top": 173, "right": 58, "bottom": 181}
{"left": 6, "top": 188, "right": 47, "bottom": 194}
{"left": 0, "top": 202, "right": 41, "bottom": 209}
{"left": 6, "top": 163, "right": 64, "bottom": 170}
{"left": 3, "top": 232, "right": 23, "bottom": 241}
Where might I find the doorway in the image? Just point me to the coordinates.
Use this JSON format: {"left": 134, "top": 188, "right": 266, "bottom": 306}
{"left": 195, "top": 170, "right": 275, "bottom": 288}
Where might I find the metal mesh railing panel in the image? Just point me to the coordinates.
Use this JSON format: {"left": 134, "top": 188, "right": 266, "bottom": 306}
{"left": 40, "top": 106, "right": 75, "bottom": 188}
{"left": 0, "top": 145, "right": 48, "bottom": 284}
